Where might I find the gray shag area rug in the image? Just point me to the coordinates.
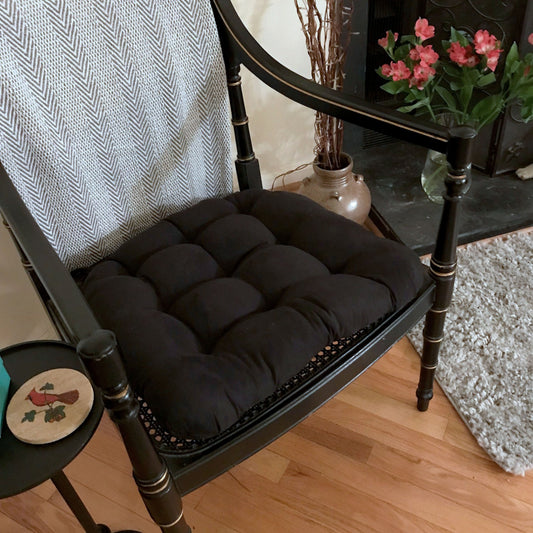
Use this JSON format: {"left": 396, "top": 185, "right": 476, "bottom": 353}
{"left": 408, "top": 230, "right": 533, "bottom": 475}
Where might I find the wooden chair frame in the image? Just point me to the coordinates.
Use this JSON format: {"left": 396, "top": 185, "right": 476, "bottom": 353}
{"left": 0, "top": 1, "right": 476, "bottom": 531}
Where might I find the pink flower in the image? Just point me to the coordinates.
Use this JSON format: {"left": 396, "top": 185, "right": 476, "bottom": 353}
{"left": 378, "top": 31, "right": 399, "bottom": 48}
{"left": 381, "top": 64, "right": 393, "bottom": 77}
{"left": 473, "top": 30, "right": 498, "bottom": 55}
{"left": 410, "top": 63, "right": 436, "bottom": 89}
{"left": 472, "top": 30, "right": 502, "bottom": 70}
{"left": 381, "top": 61, "right": 411, "bottom": 81}
{"left": 486, "top": 48, "right": 503, "bottom": 71}
{"left": 389, "top": 60, "right": 412, "bottom": 81}
{"left": 464, "top": 54, "right": 480, "bottom": 68}
{"left": 409, "top": 44, "right": 439, "bottom": 66}
{"left": 528, "top": 33, "right": 533, "bottom": 46}
{"left": 448, "top": 42, "right": 480, "bottom": 67}
{"left": 414, "top": 18, "right": 435, "bottom": 41}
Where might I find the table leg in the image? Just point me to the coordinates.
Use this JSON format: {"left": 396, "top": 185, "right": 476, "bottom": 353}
{"left": 51, "top": 471, "right": 110, "bottom": 533}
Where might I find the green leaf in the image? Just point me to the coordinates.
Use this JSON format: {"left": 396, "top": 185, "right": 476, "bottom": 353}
{"left": 442, "top": 63, "right": 462, "bottom": 79}
{"left": 470, "top": 94, "right": 504, "bottom": 128}
{"left": 380, "top": 80, "right": 408, "bottom": 95}
{"left": 450, "top": 27, "right": 469, "bottom": 47}
{"left": 450, "top": 81, "right": 461, "bottom": 91}
{"left": 387, "top": 30, "right": 396, "bottom": 49}
{"left": 460, "top": 84, "right": 474, "bottom": 110}
{"left": 504, "top": 43, "right": 520, "bottom": 80}
{"left": 516, "top": 82, "right": 533, "bottom": 99}
{"left": 45, "top": 405, "right": 66, "bottom": 423}
{"left": 477, "top": 72, "right": 496, "bottom": 87}
{"left": 397, "top": 98, "right": 430, "bottom": 113}
{"left": 401, "top": 35, "right": 418, "bottom": 46}
{"left": 435, "top": 86, "right": 458, "bottom": 111}
{"left": 22, "top": 410, "right": 36, "bottom": 423}
{"left": 40, "top": 383, "right": 54, "bottom": 391}
{"left": 393, "top": 44, "right": 411, "bottom": 62}
{"left": 509, "top": 61, "right": 522, "bottom": 76}
{"left": 507, "top": 63, "right": 530, "bottom": 94}
{"left": 465, "top": 69, "right": 481, "bottom": 84}
{"left": 521, "top": 102, "right": 533, "bottom": 122}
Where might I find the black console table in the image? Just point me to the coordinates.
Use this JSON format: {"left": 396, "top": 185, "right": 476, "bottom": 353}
{"left": 0, "top": 341, "right": 132, "bottom": 533}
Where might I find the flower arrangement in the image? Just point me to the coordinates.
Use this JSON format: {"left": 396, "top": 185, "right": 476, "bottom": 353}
{"left": 294, "top": 0, "right": 354, "bottom": 170}
{"left": 377, "top": 19, "right": 533, "bottom": 131}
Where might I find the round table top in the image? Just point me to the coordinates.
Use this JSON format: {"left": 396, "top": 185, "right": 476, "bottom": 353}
{"left": 0, "top": 341, "right": 103, "bottom": 498}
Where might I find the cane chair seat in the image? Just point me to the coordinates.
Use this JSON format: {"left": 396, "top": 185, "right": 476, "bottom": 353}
{"left": 83, "top": 188, "right": 426, "bottom": 440}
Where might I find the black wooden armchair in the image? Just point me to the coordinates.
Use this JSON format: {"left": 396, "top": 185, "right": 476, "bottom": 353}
{"left": 0, "top": 1, "right": 475, "bottom": 531}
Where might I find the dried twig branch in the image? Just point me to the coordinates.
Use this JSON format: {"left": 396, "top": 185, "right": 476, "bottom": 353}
{"left": 294, "top": 0, "right": 354, "bottom": 169}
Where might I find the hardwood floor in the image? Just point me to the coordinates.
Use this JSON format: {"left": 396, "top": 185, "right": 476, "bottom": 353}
{"left": 1, "top": 336, "right": 532, "bottom": 532}
{"left": 1, "top": 220, "right": 531, "bottom": 532}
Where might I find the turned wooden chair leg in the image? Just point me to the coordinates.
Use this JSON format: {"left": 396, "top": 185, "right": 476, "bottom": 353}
{"left": 416, "top": 127, "right": 476, "bottom": 411}
{"left": 417, "top": 265, "right": 456, "bottom": 411}
{"left": 78, "top": 330, "right": 191, "bottom": 533}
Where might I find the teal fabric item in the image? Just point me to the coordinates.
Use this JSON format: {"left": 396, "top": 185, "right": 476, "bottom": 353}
{"left": 0, "top": 357, "right": 10, "bottom": 437}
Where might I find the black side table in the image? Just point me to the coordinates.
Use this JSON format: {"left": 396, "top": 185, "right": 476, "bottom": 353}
{"left": 0, "top": 340, "right": 123, "bottom": 532}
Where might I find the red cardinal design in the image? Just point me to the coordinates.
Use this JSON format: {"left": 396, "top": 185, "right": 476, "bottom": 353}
{"left": 26, "top": 388, "right": 79, "bottom": 406}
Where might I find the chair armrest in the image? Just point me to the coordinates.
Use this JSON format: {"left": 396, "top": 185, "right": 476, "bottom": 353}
{"left": 0, "top": 164, "right": 100, "bottom": 343}
{"left": 211, "top": 0, "right": 449, "bottom": 153}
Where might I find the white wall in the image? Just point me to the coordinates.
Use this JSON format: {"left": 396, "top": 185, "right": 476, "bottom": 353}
{"left": 231, "top": 1, "right": 318, "bottom": 189}
{"left": 0, "top": 221, "right": 56, "bottom": 347}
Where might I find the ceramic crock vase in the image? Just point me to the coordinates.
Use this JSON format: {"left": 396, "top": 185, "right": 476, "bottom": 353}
{"left": 298, "top": 153, "right": 371, "bottom": 225}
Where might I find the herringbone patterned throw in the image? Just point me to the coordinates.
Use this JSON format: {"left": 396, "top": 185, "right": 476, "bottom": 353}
{"left": 0, "top": 0, "right": 232, "bottom": 269}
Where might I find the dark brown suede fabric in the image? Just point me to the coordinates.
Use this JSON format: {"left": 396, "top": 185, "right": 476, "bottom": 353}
{"left": 83, "top": 190, "right": 426, "bottom": 438}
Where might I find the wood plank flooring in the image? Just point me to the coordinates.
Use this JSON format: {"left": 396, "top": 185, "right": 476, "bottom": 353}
{"left": 1, "top": 220, "right": 531, "bottom": 532}
{"left": 1, "top": 337, "right": 531, "bottom": 532}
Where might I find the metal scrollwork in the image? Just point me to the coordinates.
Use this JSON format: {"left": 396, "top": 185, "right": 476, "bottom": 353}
{"left": 467, "top": 0, "right": 519, "bottom": 21}
{"left": 425, "top": 8, "right": 456, "bottom": 40}
{"left": 510, "top": 102, "right": 527, "bottom": 123}
{"left": 455, "top": 21, "right": 506, "bottom": 44}
{"left": 426, "top": 1, "right": 513, "bottom": 51}
{"left": 427, "top": 0, "right": 463, "bottom": 8}
{"left": 505, "top": 141, "right": 524, "bottom": 162}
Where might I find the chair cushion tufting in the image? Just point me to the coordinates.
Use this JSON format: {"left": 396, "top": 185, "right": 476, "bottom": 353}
{"left": 83, "top": 190, "right": 426, "bottom": 438}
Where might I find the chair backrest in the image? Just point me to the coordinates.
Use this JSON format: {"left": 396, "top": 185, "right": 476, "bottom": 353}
{"left": 0, "top": 0, "right": 233, "bottom": 270}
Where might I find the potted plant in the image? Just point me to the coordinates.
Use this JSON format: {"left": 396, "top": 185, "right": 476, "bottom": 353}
{"left": 377, "top": 19, "right": 533, "bottom": 202}
{"left": 295, "top": 0, "right": 371, "bottom": 224}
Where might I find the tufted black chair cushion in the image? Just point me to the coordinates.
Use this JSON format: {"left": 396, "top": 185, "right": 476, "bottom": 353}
{"left": 83, "top": 190, "right": 426, "bottom": 438}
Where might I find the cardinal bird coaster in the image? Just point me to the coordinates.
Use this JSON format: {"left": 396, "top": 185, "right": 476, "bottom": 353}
{"left": 6, "top": 368, "right": 94, "bottom": 445}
